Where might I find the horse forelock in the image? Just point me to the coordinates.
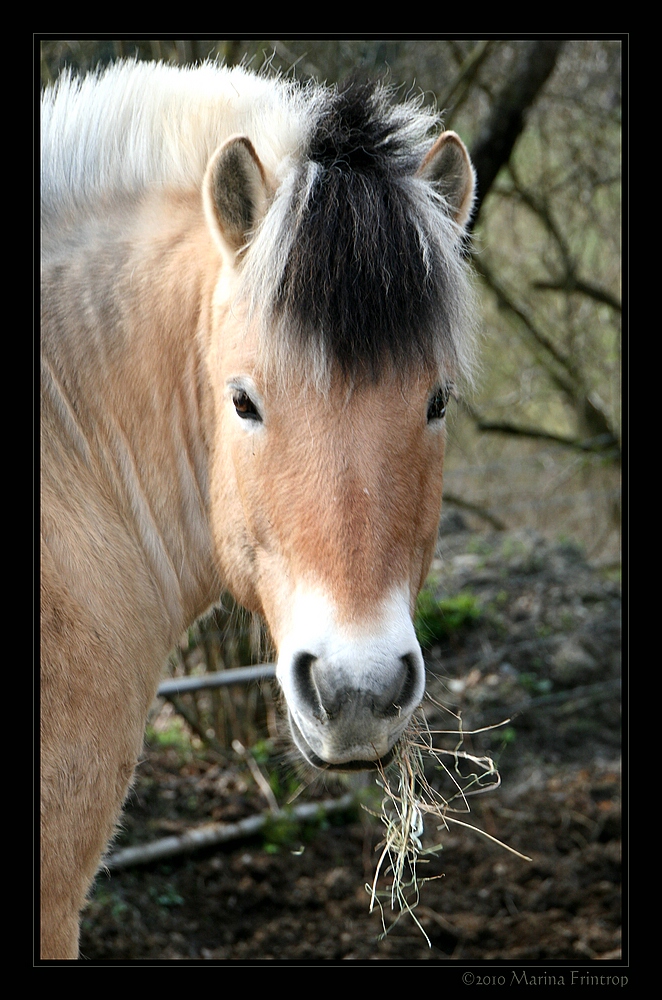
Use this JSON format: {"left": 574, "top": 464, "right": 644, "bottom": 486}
{"left": 41, "top": 62, "right": 477, "bottom": 389}
{"left": 240, "top": 77, "right": 478, "bottom": 390}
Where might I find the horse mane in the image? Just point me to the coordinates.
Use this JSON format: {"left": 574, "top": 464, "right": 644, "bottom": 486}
{"left": 40, "top": 60, "right": 312, "bottom": 214}
{"left": 41, "top": 60, "right": 477, "bottom": 387}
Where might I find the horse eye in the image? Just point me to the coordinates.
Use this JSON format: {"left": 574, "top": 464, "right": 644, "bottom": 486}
{"left": 427, "top": 386, "right": 449, "bottom": 423}
{"left": 232, "top": 390, "right": 261, "bottom": 421}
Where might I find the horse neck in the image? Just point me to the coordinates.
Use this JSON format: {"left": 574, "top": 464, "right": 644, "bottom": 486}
{"left": 41, "top": 188, "right": 221, "bottom": 642}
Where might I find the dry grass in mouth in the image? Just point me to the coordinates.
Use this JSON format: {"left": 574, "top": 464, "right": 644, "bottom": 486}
{"left": 365, "top": 701, "right": 531, "bottom": 945}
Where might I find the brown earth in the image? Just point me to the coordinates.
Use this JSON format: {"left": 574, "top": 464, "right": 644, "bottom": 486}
{"left": 78, "top": 526, "right": 623, "bottom": 966}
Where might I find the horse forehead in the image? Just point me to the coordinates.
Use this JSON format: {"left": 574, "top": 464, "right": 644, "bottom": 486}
{"left": 265, "top": 379, "right": 428, "bottom": 458}
{"left": 274, "top": 373, "right": 430, "bottom": 421}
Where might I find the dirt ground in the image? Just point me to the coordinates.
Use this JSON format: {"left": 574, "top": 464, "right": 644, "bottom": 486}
{"left": 78, "top": 526, "right": 623, "bottom": 965}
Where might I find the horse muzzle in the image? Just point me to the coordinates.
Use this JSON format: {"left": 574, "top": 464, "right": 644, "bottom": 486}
{"left": 274, "top": 584, "right": 426, "bottom": 768}
{"left": 280, "top": 648, "right": 425, "bottom": 771}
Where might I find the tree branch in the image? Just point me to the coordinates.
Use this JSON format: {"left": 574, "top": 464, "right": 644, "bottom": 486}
{"left": 473, "top": 254, "right": 580, "bottom": 399}
{"left": 104, "top": 794, "right": 356, "bottom": 870}
{"left": 469, "top": 258, "right": 621, "bottom": 459}
{"left": 533, "top": 278, "right": 622, "bottom": 313}
{"left": 440, "top": 41, "right": 495, "bottom": 122}
{"left": 506, "top": 163, "right": 622, "bottom": 314}
{"left": 473, "top": 420, "right": 620, "bottom": 456}
{"left": 442, "top": 492, "right": 507, "bottom": 531}
{"left": 470, "top": 40, "right": 566, "bottom": 222}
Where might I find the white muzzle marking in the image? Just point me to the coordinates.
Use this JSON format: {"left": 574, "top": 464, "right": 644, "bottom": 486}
{"left": 276, "top": 585, "right": 425, "bottom": 768}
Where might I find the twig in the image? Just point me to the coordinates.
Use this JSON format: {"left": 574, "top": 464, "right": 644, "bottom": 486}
{"left": 232, "top": 739, "right": 280, "bottom": 814}
{"left": 441, "top": 491, "right": 507, "bottom": 530}
{"left": 103, "top": 794, "right": 356, "bottom": 870}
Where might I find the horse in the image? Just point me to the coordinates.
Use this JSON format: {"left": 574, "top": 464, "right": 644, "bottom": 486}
{"left": 40, "top": 59, "right": 477, "bottom": 960}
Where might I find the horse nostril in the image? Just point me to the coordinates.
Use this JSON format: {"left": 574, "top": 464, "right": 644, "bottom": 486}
{"left": 292, "top": 651, "right": 325, "bottom": 720}
{"left": 400, "top": 652, "right": 422, "bottom": 707}
{"left": 377, "top": 653, "right": 422, "bottom": 718}
{"left": 291, "top": 650, "right": 422, "bottom": 721}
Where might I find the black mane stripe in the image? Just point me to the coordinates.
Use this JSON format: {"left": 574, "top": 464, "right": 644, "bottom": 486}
{"left": 245, "top": 78, "right": 476, "bottom": 386}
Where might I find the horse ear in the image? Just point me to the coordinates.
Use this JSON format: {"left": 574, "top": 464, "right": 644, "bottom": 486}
{"left": 418, "top": 130, "right": 476, "bottom": 229}
{"left": 203, "top": 136, "right": 270, "bottom": 262}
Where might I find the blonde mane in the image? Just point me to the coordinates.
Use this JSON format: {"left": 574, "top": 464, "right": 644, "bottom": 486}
{"left": 41, "top": 60, "right": 313, "bottom": 214}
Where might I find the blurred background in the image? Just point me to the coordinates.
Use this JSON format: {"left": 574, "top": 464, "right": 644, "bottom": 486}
{"left": 39, "top": 37, "right": 622, "bottom": 752}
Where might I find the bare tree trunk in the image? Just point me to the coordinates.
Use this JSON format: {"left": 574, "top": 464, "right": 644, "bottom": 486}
{"left": 470, "top": 41, "right": 566, "bottom": 222}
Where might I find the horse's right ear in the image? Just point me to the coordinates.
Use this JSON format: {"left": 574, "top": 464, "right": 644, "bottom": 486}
{"left": 203, "top": 136, "right": 271, "bottom": 263}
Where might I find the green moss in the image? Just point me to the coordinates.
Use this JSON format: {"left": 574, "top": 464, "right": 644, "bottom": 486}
{"left": 415, "top": 588, "right": 482, "bottom": 648}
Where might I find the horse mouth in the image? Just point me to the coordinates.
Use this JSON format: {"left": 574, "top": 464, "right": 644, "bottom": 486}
{"left": 287, "top": 712, "right": 396, "bottom": 772}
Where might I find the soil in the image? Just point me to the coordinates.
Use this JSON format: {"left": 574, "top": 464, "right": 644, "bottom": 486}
{"left": 78, "top": 525, "right": 623, "bottom": 965}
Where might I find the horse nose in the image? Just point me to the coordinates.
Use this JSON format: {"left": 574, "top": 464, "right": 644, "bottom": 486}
{"left": 277, "top": 587, "right": 426, "bottom": 767}
{"left": 293, "top": 650, "right": 422, "bottom": 722}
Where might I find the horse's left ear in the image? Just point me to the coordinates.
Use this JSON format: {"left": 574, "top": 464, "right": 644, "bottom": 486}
{"left": 203, "top": 135, "right": 271, "bottom": 263}
{"left": 418, "top": 131, "right": 476, "bottom": 229}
